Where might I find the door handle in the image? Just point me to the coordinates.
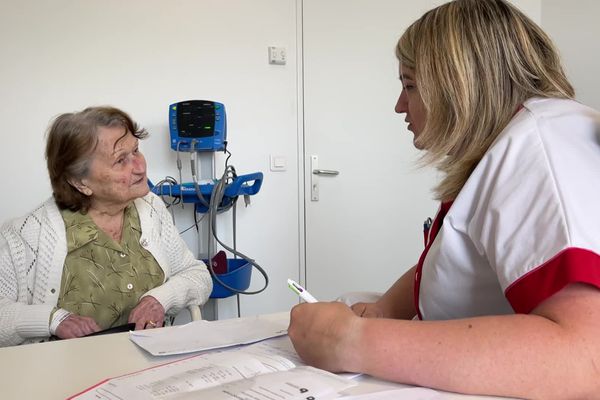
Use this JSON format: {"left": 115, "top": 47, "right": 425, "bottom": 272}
{"left": 312, "top": 169, "right": 339, "bottom": 176}
{"left": 310, "top": 156, "right": 339, "bottom": 201}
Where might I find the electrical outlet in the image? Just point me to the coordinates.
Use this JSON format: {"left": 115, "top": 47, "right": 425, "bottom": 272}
{"left": 268, "top": 46, "right": 286, "bottom": 65}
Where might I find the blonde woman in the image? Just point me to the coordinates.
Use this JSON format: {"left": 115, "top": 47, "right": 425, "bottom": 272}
{"left": 288, "top": 0, "right": 600, "bottom": 398}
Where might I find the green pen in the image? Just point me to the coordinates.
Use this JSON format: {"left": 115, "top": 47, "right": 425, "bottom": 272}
{"left": 287, "top": 278, "right": 318, "bottom": 303}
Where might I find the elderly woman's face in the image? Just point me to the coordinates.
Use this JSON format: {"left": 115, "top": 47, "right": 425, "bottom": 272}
{"left": 395, "top": 65, "right": 426, "bottom": 149}
{"left": 81, "top": 126, "right": 149, "bottom": 209}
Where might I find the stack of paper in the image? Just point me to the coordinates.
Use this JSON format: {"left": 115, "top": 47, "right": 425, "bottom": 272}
{"left": 70, "top": 335, "right": 356, "bottom": 400}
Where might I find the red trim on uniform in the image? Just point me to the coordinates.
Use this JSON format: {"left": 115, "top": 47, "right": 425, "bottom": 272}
{"left": 505, "top": 247, "right": 600, "bottom": 314}
{"left": 414, "top": 201, "right": 453, "bottom": 320}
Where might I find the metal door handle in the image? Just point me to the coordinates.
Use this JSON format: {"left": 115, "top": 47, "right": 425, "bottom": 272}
{"left": 310, "top": 156, "right": 339, "bottom": 201}
{"left": 312, "top": 169, "right": 339, "bottom": 176}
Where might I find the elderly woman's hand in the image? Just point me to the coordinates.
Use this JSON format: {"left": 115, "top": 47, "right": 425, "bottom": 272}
{"left": 128, "top": 295, "right": 165, "bottom": 330}
{"left": 55, "top": 314, "right": 101, "bottom": 339}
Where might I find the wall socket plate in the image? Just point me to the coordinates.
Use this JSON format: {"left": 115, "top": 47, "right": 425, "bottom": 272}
{"left": 268, "top": 46, "right": 286, "bottom": 65}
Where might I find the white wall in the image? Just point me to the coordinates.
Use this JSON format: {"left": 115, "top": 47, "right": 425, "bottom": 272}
{"left": 0, "top": 0, "right": 301, "bottom": 318}
{"left": 542, "top": 0, "right": 600, "bottom": 110}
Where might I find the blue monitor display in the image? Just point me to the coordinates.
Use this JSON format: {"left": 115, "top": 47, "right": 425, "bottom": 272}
{"left": 169, "top": 100, "right": 227, "bottom": 151}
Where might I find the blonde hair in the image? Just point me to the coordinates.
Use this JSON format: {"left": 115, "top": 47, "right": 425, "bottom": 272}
{"left": 397, "top": 0, "right": 574, "bottom": 201}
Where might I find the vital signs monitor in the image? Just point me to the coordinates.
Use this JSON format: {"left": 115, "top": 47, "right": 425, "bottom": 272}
{"left": 169, "top": 100, "right": 227, "bottom": 152}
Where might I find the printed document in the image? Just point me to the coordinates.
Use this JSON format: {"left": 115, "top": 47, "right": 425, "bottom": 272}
{"left": 69, "top": 338, "right": 356, "bottom": 400}
{"left": 130, "top": 312, "right": 289, "bottom": 356}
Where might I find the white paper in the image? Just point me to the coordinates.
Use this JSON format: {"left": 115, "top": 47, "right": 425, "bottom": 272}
{"left": 245, "top": 336, "right": 362, "bottom": 380}
{"left": 71, "top": 341, "right": 356, "bottom": 400}
{"left": 241, "top": 335, "right": 305, "bottom": 366}
{"left": 336, "top": 387, "right": 443, "bottom": 400}
{"left": 130, "top": 312, "right": 289, "bottom": 356}
{"left": 164, "top": 367, "right": 354, "bottom": 400}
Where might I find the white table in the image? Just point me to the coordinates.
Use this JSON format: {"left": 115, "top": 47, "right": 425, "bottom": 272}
{"left": 0, "top": 325, "right": 514, "bottom": 400}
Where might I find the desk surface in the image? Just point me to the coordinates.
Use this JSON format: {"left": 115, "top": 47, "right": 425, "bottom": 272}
{"left": 0, "top": 324, "right": 514, "bottom": 400}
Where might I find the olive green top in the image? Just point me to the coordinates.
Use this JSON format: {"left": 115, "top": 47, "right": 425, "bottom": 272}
{"left": 57, "top": 204, "right": 165, "bottom": 329}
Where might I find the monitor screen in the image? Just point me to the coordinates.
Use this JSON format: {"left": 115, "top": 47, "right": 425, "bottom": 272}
{"left": 177, "top": 101, "right": 216, "bottom": 138}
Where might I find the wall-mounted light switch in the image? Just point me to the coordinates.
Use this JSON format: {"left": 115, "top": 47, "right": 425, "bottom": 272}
{"left": 270, "top": 155, "right": 287, "bottom": 171}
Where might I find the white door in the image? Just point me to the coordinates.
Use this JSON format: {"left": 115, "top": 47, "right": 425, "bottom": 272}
{"left": 302, "top": 0, "right": 440, "bottom": 301}
{"left": 301, "top": 0, "right": 542, "bottom": 301}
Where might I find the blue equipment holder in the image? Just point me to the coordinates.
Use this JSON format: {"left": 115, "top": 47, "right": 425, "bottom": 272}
{"left": 149, "top": 172, "right": 263, "bottom": 213}
{"left": 209, "top": 259, "right": 253, "bottom": 298}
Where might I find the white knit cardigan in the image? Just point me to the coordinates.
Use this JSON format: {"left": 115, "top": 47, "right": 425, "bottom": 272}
{"left": 0, "top": 192, "right": 212, "bottom": 347}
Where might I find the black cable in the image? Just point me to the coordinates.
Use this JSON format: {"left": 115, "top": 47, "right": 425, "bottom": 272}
{"left": 154, "top": 176, "right": 181, "bottom": 207}
{"left": 194, "top": 203, "right": 200, "bottom": 233}
{"left": 179, "top": 212, "right": 206, "bottom": 235}
{"left": 224, "top": 141, "right": 232, "bottom": 170}
{"left": 154, "top": 176, "right": 182, "bottom": 224}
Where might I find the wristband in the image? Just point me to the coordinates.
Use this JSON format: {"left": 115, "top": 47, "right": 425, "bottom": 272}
{"left": 49, "top": 309, "right": 72, "bottom": 335}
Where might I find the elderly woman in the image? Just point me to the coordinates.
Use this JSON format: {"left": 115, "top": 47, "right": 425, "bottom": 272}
{"left": 0, "top": 106, "right": 212, "bottom": 346}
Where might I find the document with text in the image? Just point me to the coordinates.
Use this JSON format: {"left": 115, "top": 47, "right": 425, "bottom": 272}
{"left": 69, "top": 337, "right": 356, "bottom": 400}
{"left": 129, "top": 312, "right": 289, "bottom": 356}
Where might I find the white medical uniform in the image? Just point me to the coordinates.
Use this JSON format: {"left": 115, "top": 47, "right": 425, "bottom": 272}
{"left": 416, "top": 97, "right": 600, "bottom": 320}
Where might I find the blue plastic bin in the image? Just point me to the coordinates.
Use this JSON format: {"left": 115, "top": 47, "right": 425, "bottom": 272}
{"left": 210, "top": 259, "right": 252, "bottom": 298}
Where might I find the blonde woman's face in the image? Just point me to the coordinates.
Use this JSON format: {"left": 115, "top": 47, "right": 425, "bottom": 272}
{"left": 395, "top": 65, "right": 426, "bottom": 149}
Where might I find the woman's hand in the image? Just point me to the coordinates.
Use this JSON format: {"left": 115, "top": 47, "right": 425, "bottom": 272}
{"left": 350, "top": 302, "right": 386, "bottom": 318}
{"left": 55, "top": 315, "right": 101, "bottom": 339}
{"left": 129, "top": 295, "right": 165, "bottom": 330}
{"left": 288, "top": 302, "right": 364, "bottom": 373}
